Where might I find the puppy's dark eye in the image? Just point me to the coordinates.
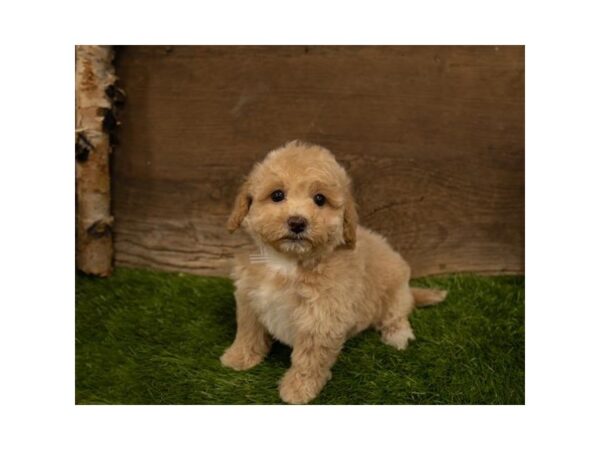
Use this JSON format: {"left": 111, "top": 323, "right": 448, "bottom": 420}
{"left": 313, "top": 193, "right": 326, "bottom": 206}
{"left": 271, "top": 190, "right": 285, "bottom": 202}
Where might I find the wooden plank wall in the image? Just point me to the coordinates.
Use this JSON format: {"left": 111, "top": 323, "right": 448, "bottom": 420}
{"left": 112, "top": 46, "right": 524, "bottom": 277}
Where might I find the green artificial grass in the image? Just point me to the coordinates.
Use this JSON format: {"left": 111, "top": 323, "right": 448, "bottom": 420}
{"left": 76, "top": 268, "right": 524, "bottom": 404}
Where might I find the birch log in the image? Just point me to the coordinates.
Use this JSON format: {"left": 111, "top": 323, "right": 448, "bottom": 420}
{"left": 75, "top": 45, "right": 119, "bottom": 276}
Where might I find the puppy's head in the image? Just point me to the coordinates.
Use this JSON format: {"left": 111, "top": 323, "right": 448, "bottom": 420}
{"left": 227, "top": 141, "right": 358, "bottom": 258}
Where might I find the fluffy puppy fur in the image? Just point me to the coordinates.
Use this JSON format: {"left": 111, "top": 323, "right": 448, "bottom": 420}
{"left": 221, "top": 141, "right": 447, "bottom": 404}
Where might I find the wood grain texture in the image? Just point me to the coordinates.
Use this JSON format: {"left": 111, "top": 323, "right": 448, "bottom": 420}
{"left": 112, "top": 46, "right": 524, "bottom": 277}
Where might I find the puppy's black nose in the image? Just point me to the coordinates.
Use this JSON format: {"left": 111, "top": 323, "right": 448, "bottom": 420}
{"left": 287, "top": 216, "right": 307, "bottom": 234}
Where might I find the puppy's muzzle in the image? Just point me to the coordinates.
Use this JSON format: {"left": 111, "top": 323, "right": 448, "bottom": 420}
{"left": 287, "top": 216, "right": 308, "bottom": 234}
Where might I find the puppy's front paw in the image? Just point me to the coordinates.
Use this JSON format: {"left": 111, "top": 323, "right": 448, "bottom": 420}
{"left": 278, "top": 369, "right": 326, "bottom": 405}
{"left": 220, "top": 345, "right": 264, "bottom": 371}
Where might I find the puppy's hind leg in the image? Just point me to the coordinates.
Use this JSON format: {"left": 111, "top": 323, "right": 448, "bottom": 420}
{"left": 378, "top": 284, "right": 416, "bottom": 351}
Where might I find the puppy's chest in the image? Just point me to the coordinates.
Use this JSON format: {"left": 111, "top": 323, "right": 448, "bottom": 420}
{"left": 247, "top": 271, "right": 316, "bottom": 347}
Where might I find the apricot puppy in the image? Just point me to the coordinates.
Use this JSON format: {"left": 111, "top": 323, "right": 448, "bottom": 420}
{"left": 221, "top": 141, "right": 446, "bottom": 404}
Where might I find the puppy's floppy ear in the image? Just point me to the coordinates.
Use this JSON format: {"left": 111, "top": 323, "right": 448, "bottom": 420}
{"left": 342, "top": 191, "right": 358, "bottom": 249}
{"left": 227, "top": 179, "right": 252, "bottom": 232}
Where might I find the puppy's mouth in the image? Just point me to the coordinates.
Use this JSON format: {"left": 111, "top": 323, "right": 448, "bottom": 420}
{"left": 273, "top": 234, "right": 313, "bottom": 254}
{"left": 278, "top": 234, "right": 311, "bottom": 243}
